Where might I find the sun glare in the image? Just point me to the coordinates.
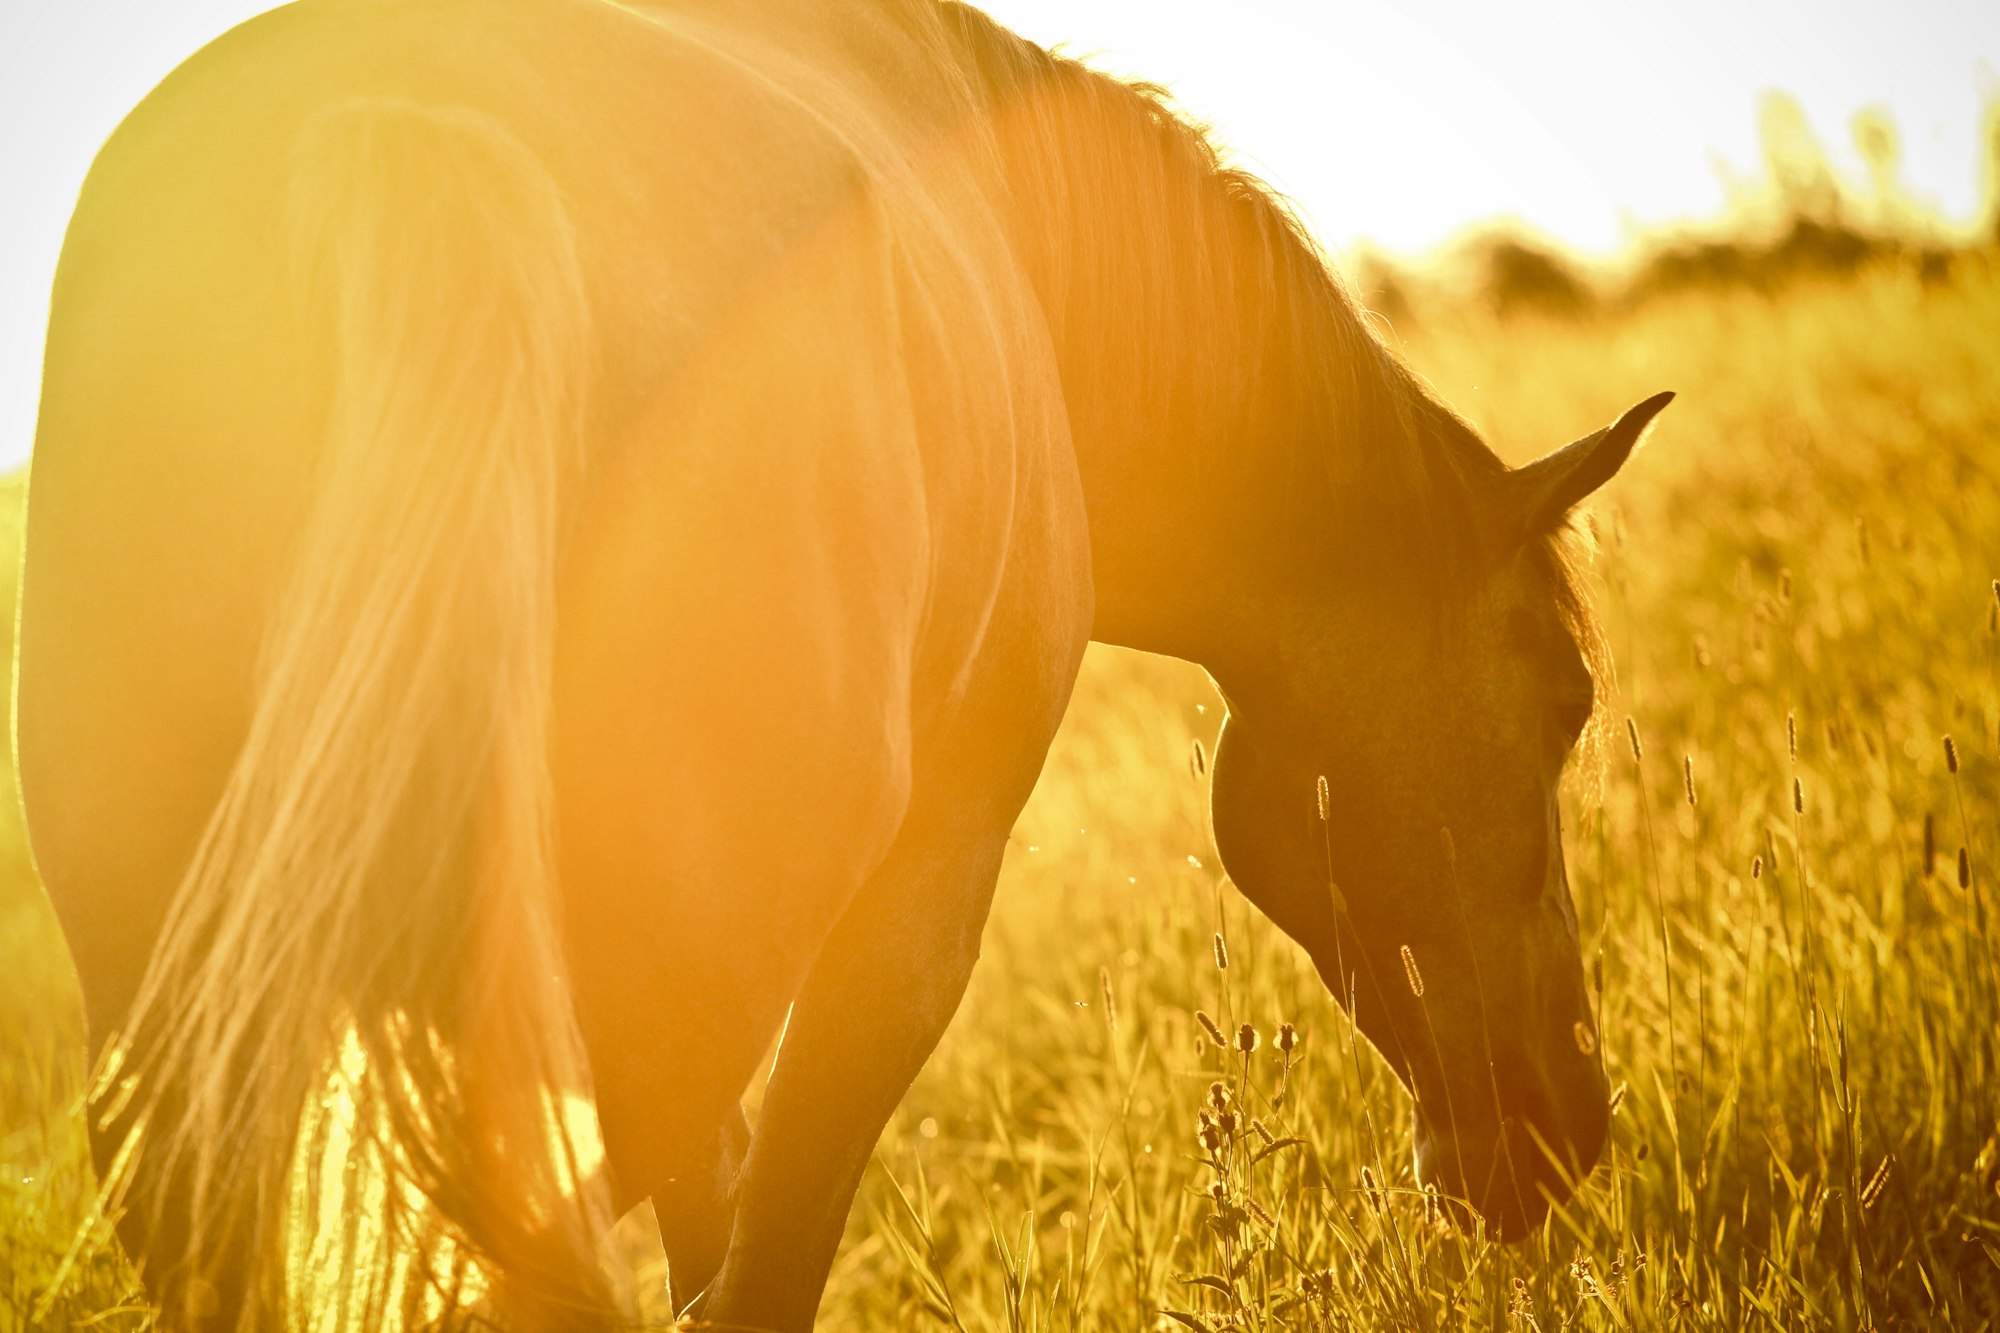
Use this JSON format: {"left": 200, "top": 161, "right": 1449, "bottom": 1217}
{"left": 2, "top": 1, "right": 1996, "bottom": 471}
{"left": 5, "top": 0, "right": 2000, "bottom": 1327}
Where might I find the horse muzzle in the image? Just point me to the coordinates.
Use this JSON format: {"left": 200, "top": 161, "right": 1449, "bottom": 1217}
{"left": 1411, "top": 1046, "right": 1610, "bottom": 1240}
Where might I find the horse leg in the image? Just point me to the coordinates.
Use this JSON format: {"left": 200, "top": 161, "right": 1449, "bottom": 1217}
{"left": 569, "top": 897, "right": 799, "bottom": 1314}
{"left": 648, "top": 1103, "right": 749, "bottom": 1307}
{"left": 696, "top": 826, "right": 1004, "bottom": 1331}
{"left": 72, "top": 1062, "right": 255, "bottom": 1329}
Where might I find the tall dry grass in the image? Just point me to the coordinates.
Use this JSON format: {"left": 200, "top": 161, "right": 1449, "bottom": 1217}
{"left": 2, "top": 255, "right": 1996, "bottom": 1328}
{"left": 811, "top": 256, "right": 2000, "bottom": 1330}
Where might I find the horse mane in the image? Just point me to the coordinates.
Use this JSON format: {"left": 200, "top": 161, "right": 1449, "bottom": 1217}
{"left": 941, "top": 2, "right": 1615, "bottom": 741}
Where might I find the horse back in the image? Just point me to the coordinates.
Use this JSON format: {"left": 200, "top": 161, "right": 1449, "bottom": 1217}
{"left": 19, "top": 0, "right": 1089, "bottom": 1036}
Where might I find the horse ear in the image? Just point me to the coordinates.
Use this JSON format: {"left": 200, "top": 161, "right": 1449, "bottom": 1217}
{"left": 1502, "top": 391, "right": 1673, "bottom": 541}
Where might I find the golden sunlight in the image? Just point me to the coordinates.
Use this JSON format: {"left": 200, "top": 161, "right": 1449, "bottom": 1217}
{"left": 2, "top": 1, "right": 1996, "bottom": 468}
{"left": 1, "top": 1, "right": 1996, "bottom": 1329}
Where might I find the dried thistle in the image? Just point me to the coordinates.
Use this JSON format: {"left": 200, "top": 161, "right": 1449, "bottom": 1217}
{"left": 1235, "top": 1022, "right": 1260, "bottom": 1054}
{"left": 1275, "top": 1022, "right": 1298, "bottom": 1054}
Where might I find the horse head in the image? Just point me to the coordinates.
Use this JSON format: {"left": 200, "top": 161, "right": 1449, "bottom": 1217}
{"left": 1208, "top": 392, "right": 1672, "bottom": 1238}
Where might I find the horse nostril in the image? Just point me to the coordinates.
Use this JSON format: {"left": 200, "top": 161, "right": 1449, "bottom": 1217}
{"left": 1570, "top": 1071, "right": 1612, "bottom": 1170}
{"left": 1412, "top": 1036, "right": 1612, "bottom": 1243}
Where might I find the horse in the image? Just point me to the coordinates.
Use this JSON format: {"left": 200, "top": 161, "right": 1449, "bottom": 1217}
{"left": 16, "top": 0, "right": 1670, "bottom": 1327}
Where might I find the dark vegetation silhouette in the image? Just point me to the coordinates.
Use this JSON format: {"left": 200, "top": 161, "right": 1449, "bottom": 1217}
{"left": 1358, "top": 92, "right": 2000, "bottom": 321}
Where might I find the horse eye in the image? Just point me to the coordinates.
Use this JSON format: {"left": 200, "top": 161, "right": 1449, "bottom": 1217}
{"left": 1552, "top": 686, "right": 1594, "bottom": 745}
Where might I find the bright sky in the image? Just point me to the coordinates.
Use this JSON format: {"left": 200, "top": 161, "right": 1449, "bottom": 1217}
{"left": 2, "top": 0, "right": 1996, "bottom": 470}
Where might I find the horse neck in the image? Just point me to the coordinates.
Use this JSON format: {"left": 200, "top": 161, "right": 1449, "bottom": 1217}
{"left": 976, "top": 49, "right": 1426, "bottom": 670}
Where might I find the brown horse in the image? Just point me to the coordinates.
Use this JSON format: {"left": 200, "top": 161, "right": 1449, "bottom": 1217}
{"left": 18, "top": 0, "right": 1669, "bottom": 1327}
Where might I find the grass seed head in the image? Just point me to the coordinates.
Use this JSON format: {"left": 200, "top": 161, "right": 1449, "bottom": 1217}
{"left": 1098, "top": 965, "right": 1116, "bottom": 1032}
{"left": 1573, "top": 1021, "right": 1597, "bottom": 1054}
{"left": 1196, "top": 1011, "right": 1227, "bottom": 1048}
{"left": 1316, "top": 774, "right": 1330, "bottom": 822}
{"left": 1788, "top": 711, "right": 1797, "bottom": 762}
{"left": 1400, "top": 945, "right": 1425, "bottom": 998}
{"left": 1190, "top": 737, "right": 1207, "bottom": 778}
{"left": 1794, "top": 777, "right": 1805, "bottom": 814}
{"left": 1862, "top": 1155, "right": 1893, "bottom": 1209}
{"left": 1944, "top": 735, "right": 1959, "bottom": 774}
{"left": 1960, "top": 847, "right": 1972, "bottom": 890}
{"left": 1626, "top": 716, "right": 1644, "bottom": 763}
{"left": 1212, "top": 932, "right": 1229, "bottom": 971}
{"left": 1683, "top": 754, "right": 1697, "bottom": 807}
{"left": 1752, "top": 854, "right": 1764, "bottom": 880}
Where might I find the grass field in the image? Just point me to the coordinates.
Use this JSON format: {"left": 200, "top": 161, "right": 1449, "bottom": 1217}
{"left": 3, "top": 254, "right": 1998, "bottom": 1329}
